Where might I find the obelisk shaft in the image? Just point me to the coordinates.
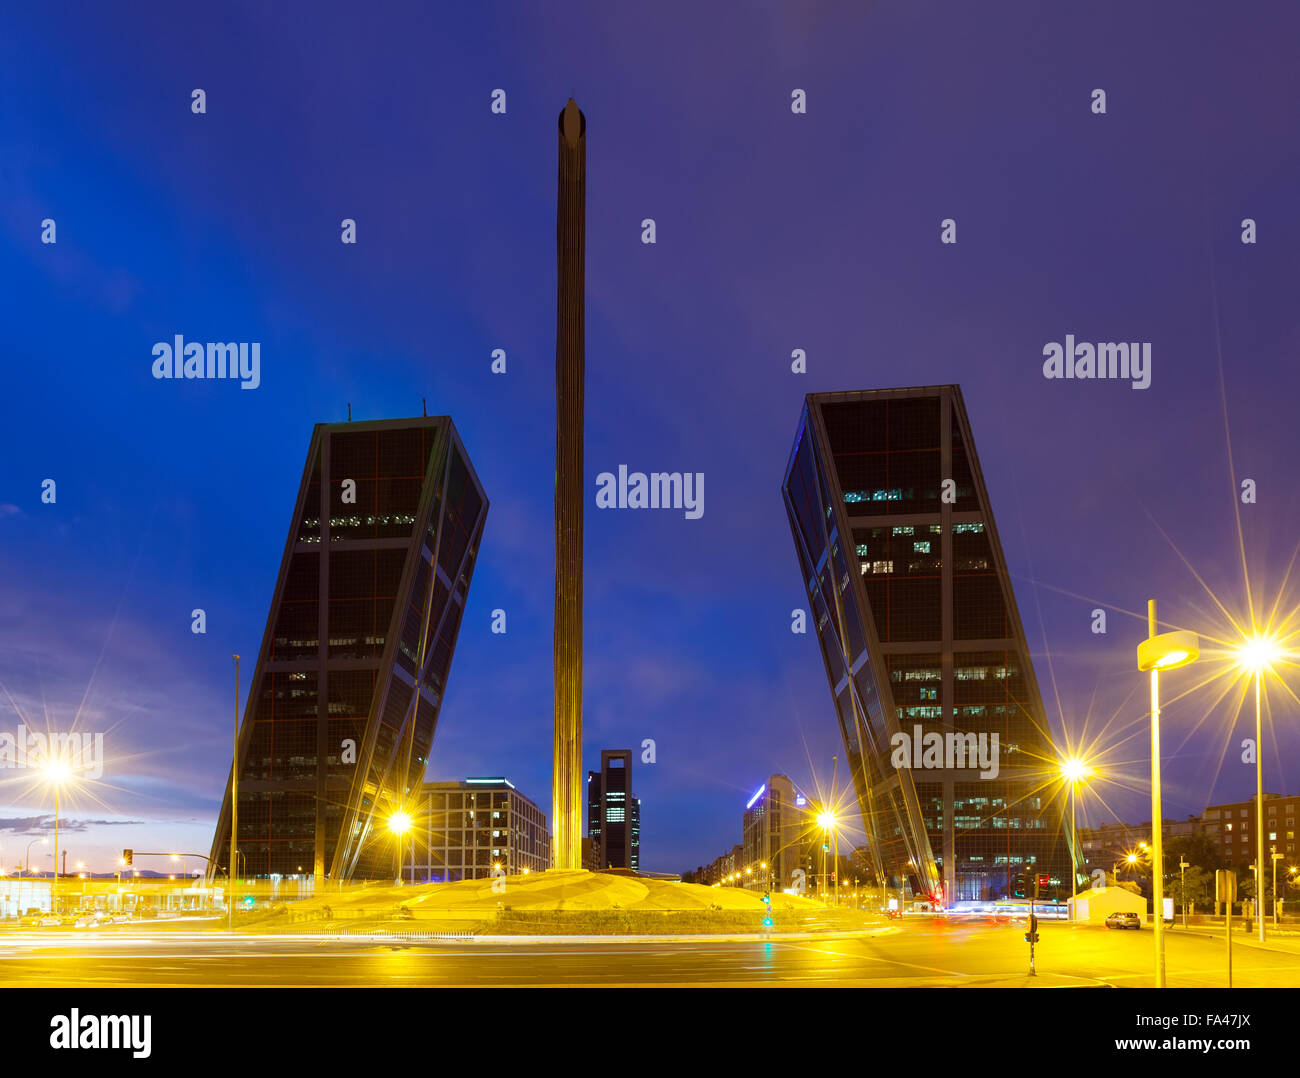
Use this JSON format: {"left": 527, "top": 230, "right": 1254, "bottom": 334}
{"left": 553, "top": 99, "right": 585, "bottom": 871}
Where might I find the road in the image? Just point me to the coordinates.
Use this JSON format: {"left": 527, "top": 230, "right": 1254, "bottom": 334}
{"left": 2, "top": 916, "right": 1297, "bottom": 987}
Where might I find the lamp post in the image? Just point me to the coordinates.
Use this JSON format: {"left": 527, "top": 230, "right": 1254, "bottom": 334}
{"left": 25, "top": 836, "right": 47, "bottom": 875}
{"left": 47, "top": 763, "right": 68, "bottom": 916}
{"left": 1135, "top": 599, "right": 1199, "bottom": 989}
{"left": 1115, "top": 851, "right": 1139, "bottom": 881}
{"left": 817, "top": 808, "right": 838, "bottom": 908}
{"left": 1061, "top": 758, "right": 1092, "bottom": 920}
{"left": 1235, "top": 634, "right": 1279, "bottom": 943}
{"left": 388, "top": 811, "right": 413, "bottom": 885}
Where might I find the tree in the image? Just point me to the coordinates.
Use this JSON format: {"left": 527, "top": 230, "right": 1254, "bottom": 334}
{"left": 1168, "top": 866, "right": 1209, "bottom": 910}
{"left": 1237, "top": 867, "right": 1275, "bottom": 905}
{"left": 1164, "top": 832, "right": 1224, "bottom": 873}
{"left": 1099, "top": 871, "right": 1142, "bottom": 895}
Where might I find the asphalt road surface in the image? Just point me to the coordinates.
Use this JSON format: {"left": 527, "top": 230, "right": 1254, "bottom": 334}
{"left": 2, "top": 916, "right": 1296, "bottom": 987}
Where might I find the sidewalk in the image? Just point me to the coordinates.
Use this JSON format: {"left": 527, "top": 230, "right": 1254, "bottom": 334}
{"left": 1170, "top": 923, "right": 1300, "bottom": 956}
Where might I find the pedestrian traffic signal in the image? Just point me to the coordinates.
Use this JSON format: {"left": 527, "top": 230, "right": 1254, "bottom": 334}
{"left": 1024, "top": 912, "right": 1039, "bottom": 943}
{"left": 122, "top": 849, "right": 133, "bottom": 867}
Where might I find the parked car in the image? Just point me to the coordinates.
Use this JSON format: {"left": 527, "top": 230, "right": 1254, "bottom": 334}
{"left": 1105, "top": 911, "right": 1142, "bottom": 930}
{"left": 76, "top": 911, "right": 114, "bottom": 927}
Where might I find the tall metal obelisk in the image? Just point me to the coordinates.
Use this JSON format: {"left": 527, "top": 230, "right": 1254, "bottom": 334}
{"left": 553, "top": 98, "right": 585, "bottom": 870}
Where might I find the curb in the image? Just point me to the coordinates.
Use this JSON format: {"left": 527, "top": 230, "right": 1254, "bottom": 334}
{"left": 304, "top": 925, "right": 897, "bottom": 945}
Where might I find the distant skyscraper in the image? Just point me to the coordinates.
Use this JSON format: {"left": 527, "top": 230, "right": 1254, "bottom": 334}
{"left": 210, "top": 416, "right": 488, "bottom": 881}
{"left": 782, "top": 387, "right": 1070, "bottom": 903}
{"left": 587, "top": 749, "right": 639, "bottom": 870}
{"left": 553, "top": 97, "right": 586, "bottom": 871}
{"left": 742, "top": 775, "right": 803, "bottom": 892}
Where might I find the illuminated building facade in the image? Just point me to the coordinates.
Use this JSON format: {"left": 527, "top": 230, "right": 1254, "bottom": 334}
{"left": 587, "top": 749, "right": 640, "bottom": 870}
{"left": 210, "top": 416, "right": 487, "bottom": 881}
{"left": 741, "top": 775, "right": 803, "bottom": 892}
{"left": 406, "top": 778, "right": 550, "bottom": 882}
{"left": 1205, "top": 795, "right": 1298, "bottom": 867}
{"left": 782, "top": 386, "right": 1070, "bottom": 903}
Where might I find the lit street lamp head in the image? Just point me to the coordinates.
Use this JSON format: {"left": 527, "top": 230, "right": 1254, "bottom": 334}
{"left": 1136, "top": 629, "right": 1199, "bottom": 672}
{"left": 1236, "top": 633, "right": 1282, "bottom": 673}
{"left": 1060, "top": 757, "right": 1091, "bottom": 784}
{"left": 387, "top": 811, "right": 412, "bottom": 837}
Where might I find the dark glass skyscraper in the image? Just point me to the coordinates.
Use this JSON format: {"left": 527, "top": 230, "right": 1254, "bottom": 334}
{"left": 587, "top": 749, "right": 640, "bottom": 871}
{"left": 782, "top": 387, "right": 1070, "bottom": 903}
{"left": 210, "top": 416, "right": 487, "bottom": 882}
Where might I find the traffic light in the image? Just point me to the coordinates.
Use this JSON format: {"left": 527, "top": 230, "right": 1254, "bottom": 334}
{"left": 1036, "top": 872, "right": 1050, "bottom": 899}
{"left": 1024, "top": 912, "right": 1039, "bottom": 943}
{"left": 1011, "top": 873, "right": 1027, "bottom": 899}
{"left": 122, "top": 849, "right": 133, "bottom": 867}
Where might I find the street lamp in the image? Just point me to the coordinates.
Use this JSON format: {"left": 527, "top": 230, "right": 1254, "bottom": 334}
{"left": 1135, "top": 600, "right": 1199, "bottom": 989}
{"left": 1060, "top": 756, "right": 1092, "bottom": 919}
{"left": 388, "top": 811, "right": 413, "bottom": 884}
{"left": 24, "top": 836, "right": 48, "bottom": 875}
{"left": 817, "top": 809, "right": 838, "bottom": 907}
{"left": 1235, "top": 632, "right": 1281, "bottom": 943}
{"left": 42, "top": 759, "right": 72, "bottom": 916}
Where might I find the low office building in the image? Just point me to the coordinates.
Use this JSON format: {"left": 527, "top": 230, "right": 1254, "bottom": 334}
{"left": 406, "top": 777, "right": 550, "bottom": 882}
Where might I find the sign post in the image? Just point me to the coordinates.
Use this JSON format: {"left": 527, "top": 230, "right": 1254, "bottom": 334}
{"left": 1216, "top": 869, "right": 1237, "bottom": 988}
